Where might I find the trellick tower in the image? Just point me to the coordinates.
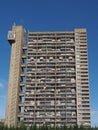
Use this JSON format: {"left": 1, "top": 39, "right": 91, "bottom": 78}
{"left": 5, "top": 25, "right": 26, "bottom": 126}
{"left": 5, "top": 25, "right": 91, "bottom": 127}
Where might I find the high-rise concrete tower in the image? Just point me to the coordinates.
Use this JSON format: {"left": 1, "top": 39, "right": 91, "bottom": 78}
{"left": 5, "top": 25, "right": 26, "bottom": 126}
{"left": 5, "top": 25, "right": 91, "bottom": 127}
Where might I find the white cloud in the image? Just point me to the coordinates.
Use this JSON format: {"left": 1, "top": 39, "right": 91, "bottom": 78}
{"left": 0, "top": 95, "right": 6, "bottom": 119}
{"left": 91, "top": 110, "right": 98, "bottom": 126}
{"left": 0, "top": 82, "right": 4, "bottom": 88}
{"left": 0, "top": 95, "right": 6, "bottom": 100}
{"left": 0, "top": 79, "right": 7, "bottom": 119}
{"left": 91, "top": 110, "right": 98, "bottom": 115}
{"left": 0, "top": 79, "right": 7, "bottom": 88}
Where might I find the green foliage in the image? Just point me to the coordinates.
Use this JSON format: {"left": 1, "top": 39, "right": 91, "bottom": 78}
{"left": 29, "top": 125, "right": 33, "bottom": 130}
{"left": 0, "top": 124, "right": 98, "bottom": 130}
{"left": 73, "top": 124, "right": 78, "bottom": 130}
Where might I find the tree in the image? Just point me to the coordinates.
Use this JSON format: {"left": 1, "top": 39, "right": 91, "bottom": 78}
{"left": 73, "top": 124, "right": 78, "bottom": 130}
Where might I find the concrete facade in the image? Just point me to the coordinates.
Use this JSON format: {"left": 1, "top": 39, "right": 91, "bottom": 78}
{"left": 5, "top": 26, "right": 26, "bottom": 126}
{"left": 5, "top": 25, "right": 91, "bottom": 127}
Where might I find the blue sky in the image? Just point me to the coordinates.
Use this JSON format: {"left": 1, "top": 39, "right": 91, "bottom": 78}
{"left": 0, "top": 0, "right": 98, "bottom": 126}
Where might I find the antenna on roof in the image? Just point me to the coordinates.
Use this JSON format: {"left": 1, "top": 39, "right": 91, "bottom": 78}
{"left": 13, "top": 22, "right": 16, "bottom": 26}
{"left": 19, "top": 19, "right": 24, "bottom": 26}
